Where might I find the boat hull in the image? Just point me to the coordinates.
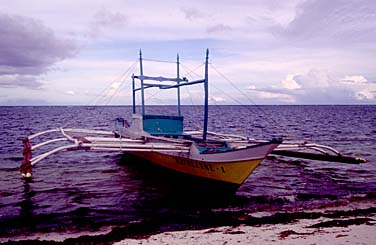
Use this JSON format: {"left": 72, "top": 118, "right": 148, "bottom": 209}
{"left": 128, "top": 142, "right": 278, "bottom": 185}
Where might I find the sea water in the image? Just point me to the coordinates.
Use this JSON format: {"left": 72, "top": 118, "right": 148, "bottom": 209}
{"left": 0, "top": 105, "right": 375, "bottom": 241}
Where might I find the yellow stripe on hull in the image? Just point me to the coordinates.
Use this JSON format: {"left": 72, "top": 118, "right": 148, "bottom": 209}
{"left": 130, "top": 151, "right": 264, "bottom": 185}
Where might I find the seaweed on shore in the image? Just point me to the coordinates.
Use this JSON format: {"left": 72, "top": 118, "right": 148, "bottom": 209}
{"left": 308, "top": 217, "right": 374, "bottom": 228}
{"left": 2, "top": 207, "right": 375, "bottom": 245}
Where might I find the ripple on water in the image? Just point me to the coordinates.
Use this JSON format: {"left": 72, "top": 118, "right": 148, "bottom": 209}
{"left": 0, "top": 105, "right": 375, "bottom": 239}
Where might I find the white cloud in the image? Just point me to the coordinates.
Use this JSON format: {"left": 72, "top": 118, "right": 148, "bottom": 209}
{"left": 340, "top": 75, "right": 375, "bottom": 101}
{"left": 293, "top": 69, "right": 332, "bottom": 88}
{"left": 279, "top": 70, "right": 376, "bottom": 103}
{"left": 209, "top": 96, "right": 226, "bottom": 102}
{"left": 247, "top": 86, "right": 296, "bottom": 103}
{"left": 243, "top": 69, "right": 376, "bottom": 104}
{"left": 255, "top": 91, "right": 296, "bottom": 103}
{"left": 110, "top": 81, "right": 121, "bottom": 89}
{"left": 356, "top": 90, "right": 374, "bottom": 101}
{"left": 341, "top": 75, "right": 368, "bottom": 84}
{"left": 281, "top": 74, "right": 301, "bottom": 90}
{"left": 248, "top": 85, "right": 257, "bottom": 90}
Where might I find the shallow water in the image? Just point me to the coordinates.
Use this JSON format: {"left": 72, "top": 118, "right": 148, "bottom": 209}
{"left": 0, "top": 105, "right": 375, "bottom": 241}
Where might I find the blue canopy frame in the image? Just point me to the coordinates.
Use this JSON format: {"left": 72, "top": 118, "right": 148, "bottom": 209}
{"left": 132, "top": 49, "right": 210, "bottom": 140}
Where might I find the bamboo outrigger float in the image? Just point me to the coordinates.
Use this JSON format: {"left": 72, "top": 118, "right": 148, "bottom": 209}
{"left": 20, "top": 50, "right": 367, "bottom": 189}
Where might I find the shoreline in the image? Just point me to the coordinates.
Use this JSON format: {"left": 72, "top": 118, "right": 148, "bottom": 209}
{"left": 1, "top": 200, "right": 375, "bottom": 244}
{"left": 115, "top": 215, "right": 375, "bottom": 245}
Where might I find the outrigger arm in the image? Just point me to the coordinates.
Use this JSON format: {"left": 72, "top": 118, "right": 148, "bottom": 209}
{"left": 185, "top": 130, "right": 367, "bottom": 164}
{"left": 20, "top": 128, "right": 191, "bottom": 178}
{"left": 20, "top": 127, "right": 367, "bottom": 178}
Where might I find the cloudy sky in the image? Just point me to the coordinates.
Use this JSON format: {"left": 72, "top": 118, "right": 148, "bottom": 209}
{"left": 1, "top": 0, "right": 375, "bottom": 105}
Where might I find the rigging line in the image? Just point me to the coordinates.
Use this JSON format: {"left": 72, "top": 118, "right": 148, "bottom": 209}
{"left": 88, "top": 60, "right": 137, "bottom": 106}
{"left": 101, "top": 61, "right": 137, "bottom": 105}
{"left": 103, "top": 63, "right": 138, "bottom": 106}
{"left": 103, "top": 62, "right": 138, "bottom": 105}
{"left": 104, "top": 77, "right": 128, "bottom": 106}
{"left": 180, "top": 63, "right": 205, "bottom": 79}
{"left": 179, "top": 67, "right": 196, "bottom": 105}
{"left": 209, "top": 63, "right": 290, "bottom": 138}
{"left": 61, "top": 60, "right": 137, "bottom": 129}
{"left": 135, "top": 62, "right": 199, "bottom": 109}
{"left": 183, "top": 84, "right": 196, "bottom": 106}
{"left": 143, "top": 58, "right": 176, "bottom": 64}
{"left": 98, "top": 61, "right": 137, "bottom": 106}
{"left": 176, "top": 64, "right": 195, "bottom": 105}
{"left": 209, "top": 63, "right": 259, "bottom": 105}
{"left": 182, "top": 64, "right": 251, "bottom": 131}
{"left": 93, "top": 61, "right": 138, "bottom": 105}
{"left": 180, "top": 63, "right": 207, "bottom": 97}
{"left": 102, "top": 72, "right": 129, "bottom": 105}
{"left": 138, "top": 89, "right": 165, "bottom": 114}
{"left": 210, "top": 83, "right": 247, "bottom": 108}
{"left": 95, "top": 64, "right": 137, "bottom": 129}
{"left": 180, "top": 65, "right": 204, "bottom": 93}
{"left": 144, "top": 89, "right": 163, "bottom": 103}
{"left": 208, "top": 83, "right": 274, "bottom": 137}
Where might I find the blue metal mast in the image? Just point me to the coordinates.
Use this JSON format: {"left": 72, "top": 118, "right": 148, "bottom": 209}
{"left": 177, "top": 54, "right": 181, "bottom": 116}
{"left": 203, "top": 49, "right": 209, "bottom": 141}
{"left": 139, "top": 49, "right": 145, "bottom": 115}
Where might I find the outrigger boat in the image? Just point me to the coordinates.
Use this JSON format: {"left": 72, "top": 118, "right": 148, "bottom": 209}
{"left": 20, "top": 50, "right": 366, "bottom": 190}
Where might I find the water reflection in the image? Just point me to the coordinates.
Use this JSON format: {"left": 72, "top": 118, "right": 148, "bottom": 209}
{"left": 118, "top": 153, "right": 244, "bottom": 210}
{"left": 18, "top": 180, "right": 36, "bottom": 227}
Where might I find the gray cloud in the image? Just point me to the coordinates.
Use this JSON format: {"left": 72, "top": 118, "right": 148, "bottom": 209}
{"left": 274, "top": 0, "right": 376, "bottom": 45}
{"left": 206, "top": 24, "right": 233, "bottom": 34}
{"left": 181, "top": 7, "right": 204, "bottom": 21}
{"left": 0, "top": 13, "right": 77, "bottom": 88}
{"left": 0, "top": 74, "right": 43, "bottom": 89}
{"left": 89, "top": 8, "right": 128, "bottom": 38}
{"left": 0, "top": 98, "right": 49, "bottom": 106}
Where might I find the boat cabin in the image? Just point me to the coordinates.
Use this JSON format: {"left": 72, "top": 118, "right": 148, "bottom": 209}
{"left": 142, "top": 114, "right": 184, "bottom": 136}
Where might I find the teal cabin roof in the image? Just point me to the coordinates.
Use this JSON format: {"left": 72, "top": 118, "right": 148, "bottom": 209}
{"left": 142, "top": 114, "right": 184, "bottom": 135}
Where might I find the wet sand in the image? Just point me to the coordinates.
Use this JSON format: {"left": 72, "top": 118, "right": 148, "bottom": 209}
{"left": 2, "top": 201, "right": 375, "bottom": 244}
{"left": 115, "top": 215, "right": 375, "bottom": 245}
